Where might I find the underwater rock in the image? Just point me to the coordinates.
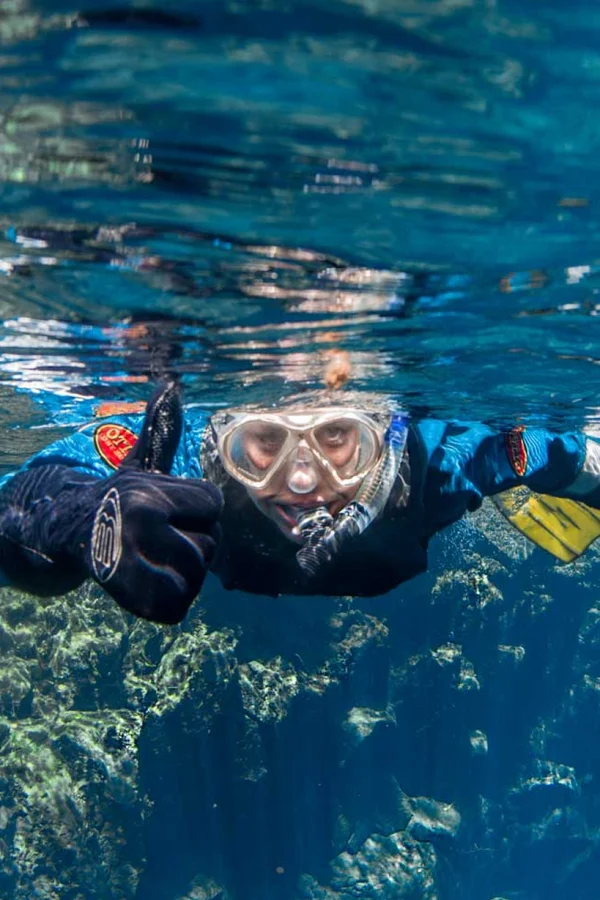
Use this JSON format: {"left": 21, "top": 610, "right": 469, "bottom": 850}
{"left": 0, "top": 584, "right": 145, "bottom": 900}
{"left": 429, "top": 642, "right": 480, "bottom": 691}
{"left": 298, "top": 831, "right": 437, "bottom": 900}
{"left": 342, "top": 705, "right": 396, "bottom": 744}
{"left": 470, "top": 729, "right": 488, "bottom": 755}
{"left": 468, "top": 497, "right": 534, "bottom": 563}
{"left": 175, "top": 876, "right": 232, "bottom": 900}
{"left": 238, "top": 656, "right": 301, "bottom": 723}
{"left": 1, "top": 526, "right": 600, "bottom": 900}
{"left": 403, "top": 795, "right": 461, "bottom": 841}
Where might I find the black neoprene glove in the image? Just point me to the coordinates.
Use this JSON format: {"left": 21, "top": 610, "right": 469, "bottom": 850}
{"left": 0, "top": 379, "right": 223, "bottom": 624}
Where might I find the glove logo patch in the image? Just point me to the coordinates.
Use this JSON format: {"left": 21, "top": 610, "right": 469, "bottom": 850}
{"left": 91, "top": 487, "right": 122, "bottom": 583}
{"left": 94, "top": 424, "right": 138, "bottom": 468}
{"left": 506, "top": 426, "right": 528, "bottom": 477}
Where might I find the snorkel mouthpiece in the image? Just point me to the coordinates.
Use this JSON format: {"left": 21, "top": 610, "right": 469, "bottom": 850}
{"left": 295, "top": 506, "right": 335, "bottom": 576}
{"left": 295, "top": 502, "right": 368, "bottom": 577}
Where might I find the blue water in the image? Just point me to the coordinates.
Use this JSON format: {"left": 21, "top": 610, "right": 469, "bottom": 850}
{"left": 2, "top": 2, "right": 600, "bottom": 900}
{"left": 2, "top": 0, "right": 600, "bottom": 435}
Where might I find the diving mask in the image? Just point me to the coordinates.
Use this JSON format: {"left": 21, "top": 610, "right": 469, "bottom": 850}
{"left": 211, "top": 408, "right": 388, "bottom": 495}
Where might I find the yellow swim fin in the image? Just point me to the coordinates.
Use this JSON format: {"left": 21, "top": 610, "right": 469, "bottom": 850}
{"left": 492, "top": 487, "right": 600, "bottom": 563}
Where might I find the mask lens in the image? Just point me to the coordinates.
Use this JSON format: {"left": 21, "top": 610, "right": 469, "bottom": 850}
{"left": 227, "top": 421, "right": 288, "bottom": 481}
{"left": 216, "top": 409, "right": 386, "bottom": 490}
{"left": 312, "top": 418, "right": 379, "bottom": 478}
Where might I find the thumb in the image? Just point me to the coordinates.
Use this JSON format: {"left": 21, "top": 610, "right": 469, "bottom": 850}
{"left": 120, "top": 378, "right": 183, "bottom": 474}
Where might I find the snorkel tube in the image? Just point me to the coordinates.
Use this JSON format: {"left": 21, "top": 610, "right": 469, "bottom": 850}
{"left": 295, "top": 413, "right": 408, "bottom": 577}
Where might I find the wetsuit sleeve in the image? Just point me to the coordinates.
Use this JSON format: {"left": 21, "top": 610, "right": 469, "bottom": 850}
{"left": 0, "top": 410, "right": 144, "bottom": 592}
{"left": 419, "top": 420, "right": 588, "bottom": 532}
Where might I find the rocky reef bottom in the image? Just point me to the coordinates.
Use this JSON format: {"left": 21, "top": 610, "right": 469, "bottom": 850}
{"left": 0, "top": 500, "right": 599, "bottom": 900}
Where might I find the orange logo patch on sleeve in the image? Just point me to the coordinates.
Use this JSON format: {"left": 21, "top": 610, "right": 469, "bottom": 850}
{"left": 94, "top": 423, "right": 138, "bottom": 469}
{"left": 505, "top": 425, "right": 528, "bottom": 477}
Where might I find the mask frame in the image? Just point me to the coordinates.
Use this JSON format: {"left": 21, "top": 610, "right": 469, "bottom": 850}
{"left": 211, "top": 408, "right": 389, "bottom": 493}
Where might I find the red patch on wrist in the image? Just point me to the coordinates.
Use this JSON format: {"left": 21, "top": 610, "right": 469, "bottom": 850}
{"left": 94, "top": 423, "right": 138, "bottom": 469}
{"left": 505, "top": 426, "right": 527, "bottom": 477}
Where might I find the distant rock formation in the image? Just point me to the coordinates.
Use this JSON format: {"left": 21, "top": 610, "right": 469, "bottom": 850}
{"left": 0, "top": 507, "right": 599, "bottom": 900}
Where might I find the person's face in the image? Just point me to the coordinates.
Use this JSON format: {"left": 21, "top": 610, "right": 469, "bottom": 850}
{"left": 241, "top": 420, "right": 362, "bottom": 540}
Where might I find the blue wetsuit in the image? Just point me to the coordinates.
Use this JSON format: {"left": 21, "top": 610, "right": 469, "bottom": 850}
{"left": 0, "top": 380, "right": 595, "bottom": 620}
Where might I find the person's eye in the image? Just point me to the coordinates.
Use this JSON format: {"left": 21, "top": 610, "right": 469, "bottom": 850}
{"left": 258, "top": 429, "right": 283, "bottom": 450}
{"left": 321, "top": 425, "right": 347, "bottom": 446}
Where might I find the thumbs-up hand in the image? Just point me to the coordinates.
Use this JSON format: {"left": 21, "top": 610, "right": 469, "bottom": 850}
{"left": 80, "top": 379, "right": 223, "bottom": 623}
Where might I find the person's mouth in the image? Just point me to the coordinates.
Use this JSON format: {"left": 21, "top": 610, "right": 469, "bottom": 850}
{"left": 273, "top": 502, "right": 322, "bottom": 529}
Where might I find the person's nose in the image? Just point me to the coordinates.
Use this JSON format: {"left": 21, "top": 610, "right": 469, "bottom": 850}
{"left": 286, "top": 443, "right": 319, "bottom": 494}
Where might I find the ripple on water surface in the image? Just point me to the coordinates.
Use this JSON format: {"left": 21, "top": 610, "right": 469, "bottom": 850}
{"left": 0, "top": 0, "right": 599, "bottom": 453}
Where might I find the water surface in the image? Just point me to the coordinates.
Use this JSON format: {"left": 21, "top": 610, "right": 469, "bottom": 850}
{"left": 1, "top": 0, "right": 600, "bottom": 449}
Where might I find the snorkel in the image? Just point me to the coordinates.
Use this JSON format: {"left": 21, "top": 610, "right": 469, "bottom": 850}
{"left": 294, "top": 413, "right": 408, "bottom": 576}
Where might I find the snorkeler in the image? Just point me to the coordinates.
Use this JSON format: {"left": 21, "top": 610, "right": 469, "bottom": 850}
{"left": 0, "top": 378, "right": 598, "bottom": 623}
